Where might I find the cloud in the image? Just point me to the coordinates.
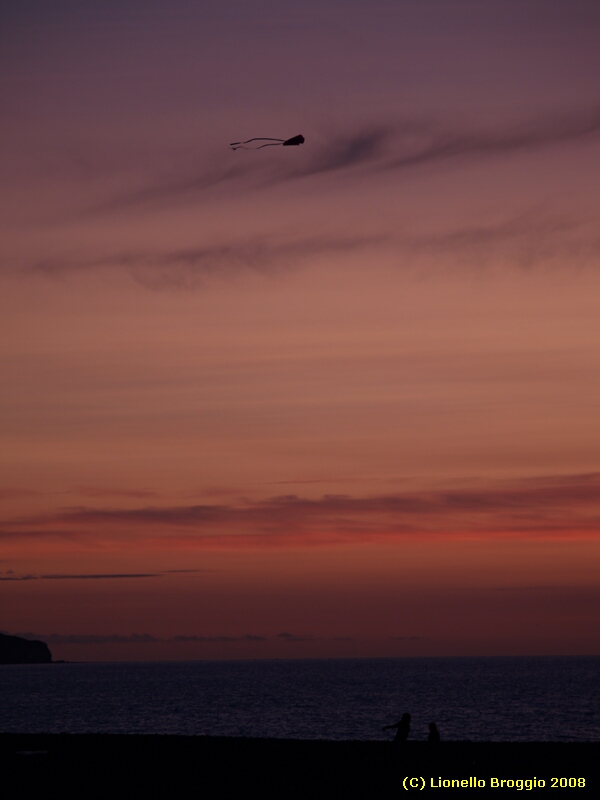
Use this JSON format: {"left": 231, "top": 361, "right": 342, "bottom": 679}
{"left": 390, "top": 636, "right": 421, "bottom": 641}
{"left": 172, "top": 634, "right": 267, "bottom": 642}
{"left": 223, "top": 107, "right": 600, "bottom": 183}
{"left": 8, "top": 631, "right": 368, "bottom": 645}
{"left": 0, "top": 571, "right": 161, "bottom": 581}
{"left": 299, "top": 108, "right": 600, "bottom": 179}
{"left": 383, "top": 107, "right": 600, "bottom": 172}
{"left": 23, "top": 207, "right": 600, "bottom": 294}
{"left": 15, "top": 632, "right": 162, "bottom": 645}
{"left": 401, "top": 212, "right": 600, "bottom": 269}
{"left": 69, "top": 486, "right": 159, "bottom": 499}
{"left": 0, "top": 569, "right": 208, "bottom": 581}
{"left": 58, "top": 106, "right": 600, "bottom": 221}
{"left": 73, "top": 130, "right": 387, "bottom": 217}
{"left": 14, "top": 103, "right": 600, "bottom": 289}
{"left": 289, "top": 128, "right": 389, "bottom": 178}
{"left": 0, "top": 488, "right": 40, "bottom": 500}
{"left": 12, "top": 632, "right": 270, "bottom": 645}
{"left": 0, "top": 528, "right": 87, "bottom": 541}
{"left": 29, "top": 234, "right": 384, "bottom": 288}
{"left": 164, "top": 569, "right": 211, "bottom": 574}
{"left": 3, "top": 473, "right": 600, "bottom": 547}
{"left": 87, "top": 160, "right": 256, "bottom": 217}
{"left": 276, "top": 631, "right": 315, "bottom": 642}
{"left": 30, "top": 215, "right": 600, "bottom": 295}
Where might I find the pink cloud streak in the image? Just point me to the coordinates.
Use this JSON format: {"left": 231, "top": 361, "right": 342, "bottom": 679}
{"left": 3, "top": 473, "right": 599, "bottom": 550}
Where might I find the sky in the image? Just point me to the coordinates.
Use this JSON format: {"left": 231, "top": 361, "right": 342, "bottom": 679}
{"left": 1, "top": 0, "right": 600, "bottom": 662}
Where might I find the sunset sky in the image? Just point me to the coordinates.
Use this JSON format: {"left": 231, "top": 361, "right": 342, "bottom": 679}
{"left": 2, "top": 0, "right": 600, "bottom": 661}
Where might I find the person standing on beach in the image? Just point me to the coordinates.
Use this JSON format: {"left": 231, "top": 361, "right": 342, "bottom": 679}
{"left": 427, "top": 721, "right": 441, "bottom": 767}
{"left": 383, "top": 712, "right": 411, "bottom": 742}
{"left": 428, "top": 722, "right": 440, "bottom": 744}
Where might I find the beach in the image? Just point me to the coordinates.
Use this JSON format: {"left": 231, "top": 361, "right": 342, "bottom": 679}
{"left": 2, "top": 734, "right": 598, "bottom": 799}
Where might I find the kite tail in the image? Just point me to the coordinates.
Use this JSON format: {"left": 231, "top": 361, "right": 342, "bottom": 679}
{"left": 230, "top": 137, "right": 286, "bottom": 150}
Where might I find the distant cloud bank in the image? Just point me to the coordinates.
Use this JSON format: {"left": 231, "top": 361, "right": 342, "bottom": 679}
{"left": 9, "top": 631, "right": 345, "bottom": 646}
{"left": 3, "top": 472, "right": 598, "bottom": 548}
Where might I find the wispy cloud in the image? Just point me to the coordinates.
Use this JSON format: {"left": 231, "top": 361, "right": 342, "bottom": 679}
{"left": 23, "top": 211, "right": 600, "bottom": 292}
{"left": 276, "top": 631, "right": 315, "bottom": 642}
{"left": 172, "top": 634, "right": 267, "bottom": 642}
{"left": 59, "top": 107, "right": 600, "bottom": 219}
{"left": 68, "top": 486, "right": 159, "bottom": 499}
{"left": 74, "top": 131, "right": 387, "bottom": 216}
{"left": 3, "top": 473, "right": 599, "bottom": 547}
{"left": 0, "top": 569, "right": 209, "bottom": 581}
{"left": 40, "top": 633, "right": 161, "bottom": 645}
{"left": 401, "top": 212, "right": 600, "bottom": 269}
{"left": 390, "top": 636, "right": 421, "bottom": 641}
{"left": 10, "top": 631, "right": 311, "bottom": 645}
{"left": 89, "top": 162, "right": 254, "bottom": 216}
{"left": 383, "top": 107, "right": 600, "bottom": 172}
{"left": 0, "top": 572, "right": 161, "bottom": 581}
{"left": 290, "top": 128, "right": 389, "bottom": 178}
{"left": 293, "top": 108, "right": 600, "bottom": 180}
{"left": 29, "top": 234, "right": 384, "bottom": 288}
{"left": 0, "top": 488, "right": 40, "bottom": 500}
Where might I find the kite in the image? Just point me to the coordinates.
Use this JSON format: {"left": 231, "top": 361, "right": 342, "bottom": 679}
{"left": 230, "top": 134, "right": 305, "bottom": 151}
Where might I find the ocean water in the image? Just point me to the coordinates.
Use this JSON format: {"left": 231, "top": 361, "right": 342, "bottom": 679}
{"left": 1, "top": 656, "right": 598, "bottom": 742}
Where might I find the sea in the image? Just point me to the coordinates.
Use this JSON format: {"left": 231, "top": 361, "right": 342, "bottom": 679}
{"left": 1, "top": 656, "right": 598, "bottom": 742}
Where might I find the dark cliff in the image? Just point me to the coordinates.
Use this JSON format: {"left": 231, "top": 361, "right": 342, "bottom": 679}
{"left": 0, "top": 633, "right": 52, "bottom": 664}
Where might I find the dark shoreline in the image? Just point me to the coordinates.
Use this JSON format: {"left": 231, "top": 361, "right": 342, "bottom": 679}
{"left": 2, "top": 734, "right": 598, "bottom": 798}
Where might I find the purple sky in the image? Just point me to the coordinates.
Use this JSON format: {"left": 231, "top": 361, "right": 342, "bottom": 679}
{"left": 2, "top": 0, "right": 600, "bottom": 660}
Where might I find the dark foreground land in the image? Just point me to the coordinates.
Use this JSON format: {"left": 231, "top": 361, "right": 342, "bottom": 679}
{"left": 1, "top": 734, "right": 598, "bottom": 799}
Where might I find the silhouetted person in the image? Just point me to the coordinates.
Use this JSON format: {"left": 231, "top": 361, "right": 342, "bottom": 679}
{"left": 428, "top": 722, "right": 440, "bottom": 744}
{"left": 383, "top": 712, "right": 411, "bottom": 742}
{"left": 426, "top": 721, "right": 441, "bottom": 768}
